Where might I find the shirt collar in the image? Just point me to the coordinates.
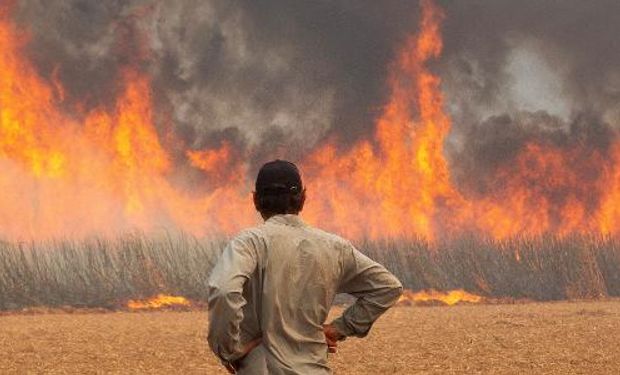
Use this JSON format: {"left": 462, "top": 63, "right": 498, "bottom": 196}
{"left": 265, "top": 214, "right": 306, "bottom": 228}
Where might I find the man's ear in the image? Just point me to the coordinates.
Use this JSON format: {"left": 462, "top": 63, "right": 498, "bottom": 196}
{"left": 253, "top": 191, "right": 261, "bottom": 212}
{"left": 298, "top": 188, "right": 307, "bottom": 212}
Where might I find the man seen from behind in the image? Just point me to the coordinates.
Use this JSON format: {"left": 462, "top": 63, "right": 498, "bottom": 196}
{"left": 207, "top": 160, "right": 403, "bottom": 374}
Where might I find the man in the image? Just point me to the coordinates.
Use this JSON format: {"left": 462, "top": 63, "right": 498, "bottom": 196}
{"left": 207, "top": 160, "right": 403, "bottom": 374}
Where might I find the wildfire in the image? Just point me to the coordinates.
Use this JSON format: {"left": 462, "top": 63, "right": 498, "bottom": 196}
{"left": 0, "top": 3, "right": 253, "bottom": 239}
{"left": 0, "top": 0, "right": 618, "bottom": 241}
{"left": 301, "top": 0, "right": 620, "bottom": 240}
{"left": 398, "top": 289, "right": 483, "bottom": 306}
{"left": 127, "top": 294, "right": 191, "bottom": 310}
{"left": 302, "top": 0, "right": 465, "bottom": 240}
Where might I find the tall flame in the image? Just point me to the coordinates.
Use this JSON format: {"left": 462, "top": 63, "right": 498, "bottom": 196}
{"left": 302, "top": 0, "right": 465, "bottom": 240}
{"left": 0, "top": 3, "right": 253, "bottom": 239}
{"left": 0, "top": 0, "right": 619, "bottom": 241}
{"left": 302, "top": 0, "right": 620, "bottom": 240}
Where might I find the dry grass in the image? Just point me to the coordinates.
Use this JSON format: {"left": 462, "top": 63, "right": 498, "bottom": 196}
{"left": 2, "top": 234, "right": 620, "bottom": 311}
{"left": 1, "top": 301, "right": 619, "bottom": 374}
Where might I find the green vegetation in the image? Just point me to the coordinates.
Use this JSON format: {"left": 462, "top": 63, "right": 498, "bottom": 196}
{"left": 1, "top": 234, "right": 619, "bottom": 310}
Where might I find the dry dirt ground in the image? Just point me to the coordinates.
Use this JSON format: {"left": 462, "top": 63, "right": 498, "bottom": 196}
{"left": 1, "top": 301, "right": 619, "bottom": 374}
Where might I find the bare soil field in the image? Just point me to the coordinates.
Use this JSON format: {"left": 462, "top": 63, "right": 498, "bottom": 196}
{"left": 1, "top": 301, "right": 619, "bottom": 374}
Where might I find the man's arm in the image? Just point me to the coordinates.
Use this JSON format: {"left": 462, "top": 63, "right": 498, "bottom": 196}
{"left": 207, "top": 233, "right": 260, "bottom": 365}
{"left": 328, "top": 242, "right": 403, "bottom": 339}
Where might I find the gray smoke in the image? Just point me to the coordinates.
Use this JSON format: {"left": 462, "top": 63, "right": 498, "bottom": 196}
{"left": 454, "top": 111, "right": 613, "bottom": 203}
{"left": 15, "top": 1, "right": 419, "bottom": 161}
{"left": 13, "top": 0, "right": 620, "bottom": 185}
{"left": 440, "top": 0, "right": 620, "bottom": 140}
{"left": 437, "top": 0, "right": 620, "bottom": 202}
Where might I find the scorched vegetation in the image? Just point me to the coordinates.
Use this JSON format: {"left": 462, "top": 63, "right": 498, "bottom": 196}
{"left": 1, "top": 234, "right": 619, "bottom": 310}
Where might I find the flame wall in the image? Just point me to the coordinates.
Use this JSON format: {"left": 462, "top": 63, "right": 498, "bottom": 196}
{"left": 1, "top": 0, "right": 619, "bottom": 240}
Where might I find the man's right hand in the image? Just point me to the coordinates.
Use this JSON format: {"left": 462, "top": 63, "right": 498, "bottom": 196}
{"left": 323, "top": 324, "right": 345, "bottom": 354}
{"left": 223, "top": 337, "right": 263, "bottom": 374}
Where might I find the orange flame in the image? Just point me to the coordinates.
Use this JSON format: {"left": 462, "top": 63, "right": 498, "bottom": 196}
{"left": 302, "top": 0, "right": 620, "bottom": 240}
{"left": 127, "top": 294, "right": 191, "bottom": 310}
{"left": 398, "top": 289, "right": 482, "bottom": 306}
{"left": 0, "top": 0, "right": 619, "bottom": 241}
{"left": 0, "top": 3, "right": 253, "bottom": 239}
{"left": 302, "top": 0, "right": 465, "bottom": 240}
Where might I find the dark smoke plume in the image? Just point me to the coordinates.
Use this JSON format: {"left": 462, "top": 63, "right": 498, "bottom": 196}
{"left": 13, "top": 0, "right": 620, "bottom": 184}
{"left": 440, "top": 0, "right": 620, "bottom": 134}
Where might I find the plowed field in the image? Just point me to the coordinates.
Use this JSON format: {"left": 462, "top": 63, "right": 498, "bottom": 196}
{"left": 1, "top": 301, "right": 619, "bottom": 374}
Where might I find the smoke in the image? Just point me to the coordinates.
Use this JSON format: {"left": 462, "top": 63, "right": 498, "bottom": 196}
{"left": 14, "top": 1, "right": 418, "bottom": 160}
{"left": 440, "top": 0, "right": 620, "bottom": 134}
{"left": 12, "top": 0, "right": 620, "bottom": 181}
{"left": 436, "top": 0, "right": 620, "bottom": 201}
{"left": 455, "top": 111, "right": 613, "bottom": 192}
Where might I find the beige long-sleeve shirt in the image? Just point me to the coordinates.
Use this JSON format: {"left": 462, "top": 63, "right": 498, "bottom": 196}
{"left": 207, "top": 214, "right": 403, "bottom": 374}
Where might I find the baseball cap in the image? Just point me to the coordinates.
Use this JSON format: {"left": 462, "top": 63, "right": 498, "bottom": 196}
{"left": 255, "top": 160, "right": 303, "bottom": 195}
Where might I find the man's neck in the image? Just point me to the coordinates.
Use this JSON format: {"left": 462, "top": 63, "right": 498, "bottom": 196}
{"left": 260, "top": 212, "right": 298, "bottom": 221}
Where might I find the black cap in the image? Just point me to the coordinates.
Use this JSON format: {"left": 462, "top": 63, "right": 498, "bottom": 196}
{"left": 255, "top": 160, "right": 303, "bottom": 195}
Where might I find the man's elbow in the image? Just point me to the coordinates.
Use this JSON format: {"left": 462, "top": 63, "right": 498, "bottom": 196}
{"left": 207, "top": 282, "right": 238, "bottom": 308}
{"left": 207, "top": 281, "right": 225, "bottom": 303}
{"left": 372, "top": 271, "right": 403, "bottom": 307}
{"left": 387, "top": 277, "right": 404, "bottom": 306}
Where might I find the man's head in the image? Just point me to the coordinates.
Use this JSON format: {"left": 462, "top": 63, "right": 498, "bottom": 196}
{"left": 253, "top": 160, "right": 306, "bottom": 219}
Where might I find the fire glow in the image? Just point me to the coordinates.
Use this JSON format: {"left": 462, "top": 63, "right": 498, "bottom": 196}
{"left": 0, "top": 0, "right": 619, "bottom": 241}
{"left": 398, "top": 289, "right": 482, "bottom": 306}
{"left": 127, "top": 294, "right": 191, "bottom": 310}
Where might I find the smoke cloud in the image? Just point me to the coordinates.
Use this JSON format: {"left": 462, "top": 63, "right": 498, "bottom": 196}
{"left": 13, "top": 0, "right": 620, "bottom": 181}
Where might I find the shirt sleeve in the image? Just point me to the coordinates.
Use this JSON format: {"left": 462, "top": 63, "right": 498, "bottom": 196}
{"left": 330, "top": 242, "right": 403, "bottom": 338}
{"left": 207, "top": 232, "right": 259, "bottom": 362}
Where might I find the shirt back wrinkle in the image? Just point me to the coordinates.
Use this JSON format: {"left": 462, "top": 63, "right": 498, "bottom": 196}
{"left": 259, "top": 220, "right": 339, "bottom": 368}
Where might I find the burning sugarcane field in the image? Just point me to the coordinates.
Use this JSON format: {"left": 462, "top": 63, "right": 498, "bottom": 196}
{"left": 1, "top": 0, "right": 620, "bottom": 374}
